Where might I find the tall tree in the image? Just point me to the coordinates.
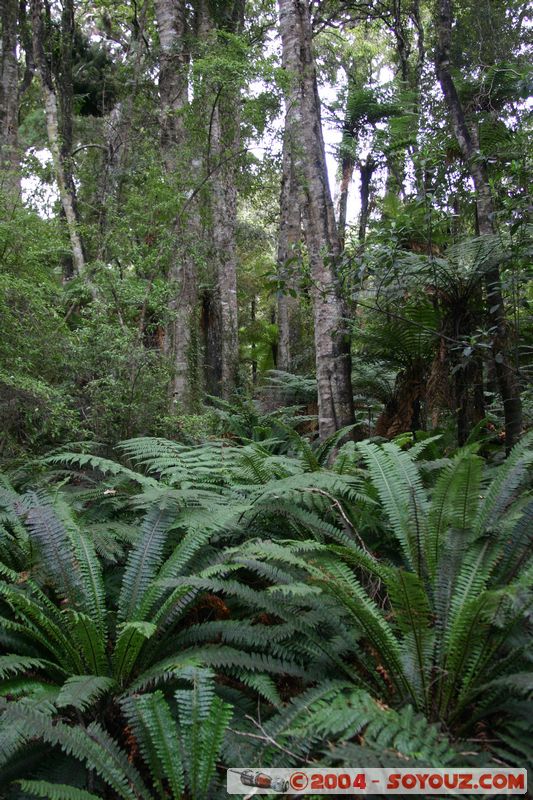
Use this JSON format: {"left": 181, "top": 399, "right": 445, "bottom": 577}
{"left": 155, "top": 0, "right": 243, "bottom": 406}
{"left": 31, "top": 0, "right": 85, "bottom": 277}
{"left": 278, "top": 0, "right": 354, "bottom": 438}
{"left": 96, "top": 5, "right": 148, "bottom": 252}
{"left": 156, "top": 0, "right": 189, "bottom": 174}
{"left": 0, "top": 0, "right": 20, "bottom": 196}
{"left": 276, "top": 118, "right": 301, "bottom": 372}
{"left": 201, "top": 0, "right": 244, "bottom": 400}
{"left": 435, "top": 0, "right": 522, "bottom": 451}
{"left": 56, "top": 0, "right": 81, "bottom": 279}
{"left": 155, "top": 0, "right": 201, "bottom": 409}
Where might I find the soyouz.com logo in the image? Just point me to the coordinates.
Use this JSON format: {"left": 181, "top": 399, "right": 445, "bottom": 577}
{"left": 226, "top": 768, "right": 527, "bottom": 794}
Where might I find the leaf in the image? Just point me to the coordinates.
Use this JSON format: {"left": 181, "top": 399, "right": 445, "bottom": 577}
{"left": 56, "top": 675, "right": 115, "bottom": 711}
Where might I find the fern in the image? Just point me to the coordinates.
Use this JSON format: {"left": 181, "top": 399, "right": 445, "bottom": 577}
{"left": 56, "top": 675, "right": 115, "bottom": 711}
{"left": 121, "top": 691, "right": 184, "bottom": 799}
{"left": 118, "top": 506, "right": 176, "bottom": 622}
{"left": 18, "top": 498, "right": 84, "bottom": 604}
{"left": 1, "top": 433, "right": 530, "bottom": 795}
{"left": 356, "top": 441, "right": 418, "bottom": 570}
{"left": 17, "top": 782, "right": 103, "bottom": 800}
{"left": 44, "top": 451, "right": 159, "bottom": 489}
{"left": 175, "top": 668, "right": 233, "bottom": 800}
{"left": 475, "top": 432, "right": 533, "bottom": 536}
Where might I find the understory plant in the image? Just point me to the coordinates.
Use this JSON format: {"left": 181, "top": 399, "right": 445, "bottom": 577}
{"left": 0, "top": 431, "right": 531, "bottom": 796}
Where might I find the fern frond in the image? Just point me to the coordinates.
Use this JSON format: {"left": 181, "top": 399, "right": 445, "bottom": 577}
{"left": 44, "top": 452, "right": 159, "bottom": 489}
{"left": 475, "top": 433, "right": 533, "bottom": 536}
{"left": 17, "top": 497, "right": 84, "bottom": 603}
{"left": 67, "top": 611, "right": 109, "bottom": 676}
{"left": 175, "top": 668, "right": 233, "bottom": 800}
{"left": 0, "top": 654, "right": 49, "bottom": 679}
{"left": 112, "top": 621, "right": 156, "bottom": 684}
{"left": 17, "top": 781, "right": 102, "bottom": 800}
{"left": 121, "top": 691, "right": 184, "bottom": 799}
{"left": 56, "top": 675, "right": 115, "bottom": 711}
{"left": 356, "top": 441, "right": 418, "bottom": 570}
{"left": 118, "top": 506, "right": 175, "bottom": 622}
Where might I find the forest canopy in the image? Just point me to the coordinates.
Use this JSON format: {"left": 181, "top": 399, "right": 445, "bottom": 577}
{"left": 0, "top": 0, "right": 532, "bottom": 797}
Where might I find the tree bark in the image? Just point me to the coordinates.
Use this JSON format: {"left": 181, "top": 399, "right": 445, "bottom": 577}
{"left": 31, "top": 0, "right": 85, "bottom": 277}
{"left": 209, "top": 97, "right": 240, "bottom": 399}
{"left": 18, "top": 0, "right": 35, "bottom": 97}
{"left": 358, "top": 156, "right": 375, "bottom": 245}
{"left": 276, "top": 122, "right": 302, "bottom": 372}
{"left": 155, "top": 0, "right": 201, "bottom": 409}
{"left": 56, "top": 0, "right": 82, "bottom": 279}
{"left": 435, "top": 0, "right": 522, "bottom": 451}
{"left": 337, "top": 156, "right": 354, "bottom": 250}
{"left": 97, "top": 2, "right": 148, "bottom": 249}
{"left": 201, "top": 0, "right": 244, "bottom": 400}
{"left": 0, "top": 0, "right": 20, "bottom": 196}
{"left": 278, "top": 0, "right": 354, "bottom": 438}
{"left": 155, "top": 0, "right": 188, "bottom": 173}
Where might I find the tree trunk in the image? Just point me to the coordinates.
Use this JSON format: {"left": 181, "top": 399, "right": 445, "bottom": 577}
{"left": 31, "top": 0, "right": 85, "bottom": 277}
{"left": 358, "top": 156, "right": 375, "bottom": 245}
{"left": 56, "top": 0, "right": 81, "bottom": 279}
{"left": 411, "top": 0, "right": 426, "bottom": 196}
{"left": 435, "top": 0, "right": 522, "bottom": 451}
{"left": 19, "top": 0, "right": 35, "bottom": 97}
{"left": 337, "top": 159, "right": 353, "bottom": 249}
{"left": 97, "top": 3, "right": 148, "bottom": 251}
{"left": 251, "top": 296, "right": 258, "bottom": 384}
{"left": 155, "top": 0, "right": 201, "bottom": 410}
{"left": 0, "top": 0, "right": 20, "bottom": 196}
{"left": 278, "top": 0, "right": 354, "bottom": 438}
{"left": 155, "top": 0, "right": 188, "bottom": 173}
{"left": 201, "top": 0, "right": 243, "bottom": 400}
{"left": 210, "top": 99, "right": 240, "bottom": 399}
{"left": 276, "top": 122, "right": 301, "bottom": 372}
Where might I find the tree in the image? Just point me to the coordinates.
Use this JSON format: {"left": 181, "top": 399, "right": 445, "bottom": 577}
{"left": 200, "top": 0, "right": 244, "bottom": 400}
{"left": 155, "top": 0, "right": 201, "bottom": 409}
{"left": 0, "top": 0, "right": 20, "bottom": 196}
{"left": 434, "top": 0, "right": 523, "bottom": 451}
{"left": 0, "top": 0, "right": 529, "bottom": 456}
{"left": 56, "top": 0, "right": 83, "bottom": 279}
{"left": 278, "top": 0, "right": 354, "bottom": 438}
{"left": 31, "top": 0, "right": 85, "bottom": 278}
{"left": 276, "top": 119, "right": 302, "bottom": 372}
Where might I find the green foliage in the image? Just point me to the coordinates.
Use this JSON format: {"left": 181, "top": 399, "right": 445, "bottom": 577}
{"left": 0, "top": 0, "right": 532, "bottom": 793}
{"left": 0, "top": 203, "right": 176, "bottom": 458}
{"left": 203, "top": 436, "right": 532, "bottom": 765}
{"left": 3, "top": 673, "right": 232, "bottom": 799}
{"left": 0, "top": 433, "right": 531, "bottom": 795}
